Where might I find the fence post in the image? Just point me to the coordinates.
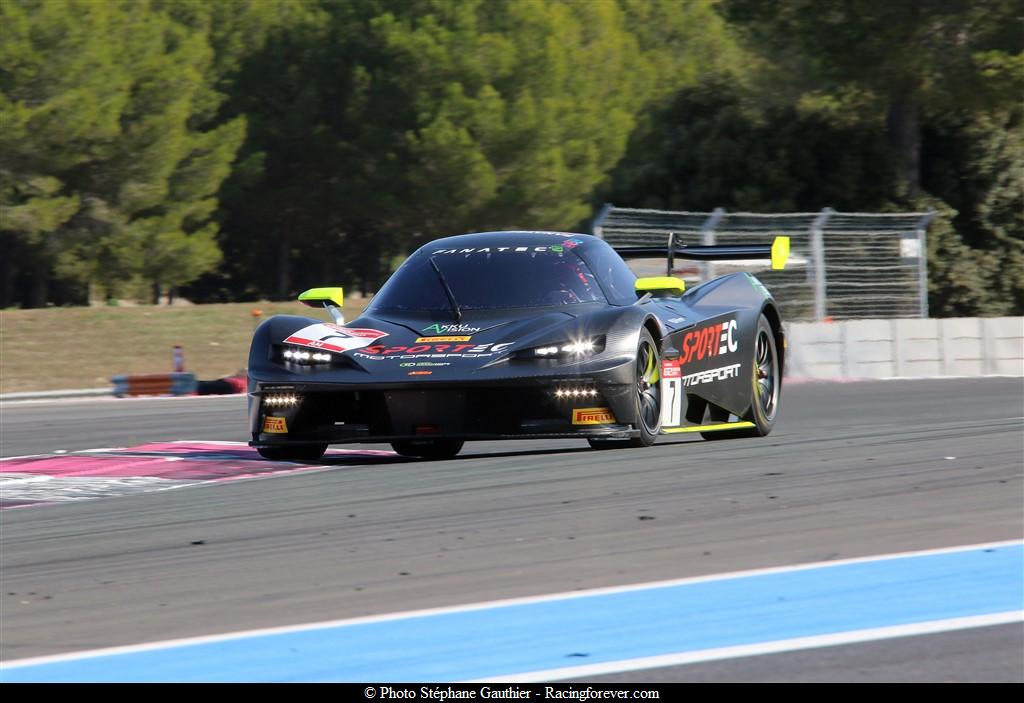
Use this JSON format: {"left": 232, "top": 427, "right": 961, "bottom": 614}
{"left": 700, "top": 207, "right": 725, "bottom": 283}
{"left": 915, "top": 210, "right": 935, "bottom": 318}
{"left": 810, "top": 208, "right": 834, "bottom": 322}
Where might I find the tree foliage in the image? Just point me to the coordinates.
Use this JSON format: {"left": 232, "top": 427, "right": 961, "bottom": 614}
{"left": 2, "top": 0, "right": 1020, "bottom": 316}
{"left": 603, "top": 1, "right": 1023, "bottom": 316}
{"left": 210, "top": 0, "right": 735, "bottom": 298}
{"left": 0, "top": 0, "right": 244, "bottom": 305}
{"left": 721, "top": 0, "right": 1024, "bottom": 198}
{"left": 922, "top": 108, "right": 1024, "bottom": 315}
{"left": 600, "top": 80, "right": 900, "bottom": 212}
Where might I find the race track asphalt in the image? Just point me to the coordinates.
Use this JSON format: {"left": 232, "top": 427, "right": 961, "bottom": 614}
{"left": 1, "top": 378, "right": 1022, "bottom": 681}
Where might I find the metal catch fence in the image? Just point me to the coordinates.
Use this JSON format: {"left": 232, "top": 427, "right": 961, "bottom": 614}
{"left": 592, "top": 205, "right": 935, "bottom": 322}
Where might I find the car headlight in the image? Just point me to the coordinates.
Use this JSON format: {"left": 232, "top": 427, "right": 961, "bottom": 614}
{"left": 263, "top": 393, "right": 301, "bottom": 406}
{"left": 516, "top": 336, "right": 605, "bottom": 359}
{"left": 281, "top": 346, "right": 335, "bottom": 364}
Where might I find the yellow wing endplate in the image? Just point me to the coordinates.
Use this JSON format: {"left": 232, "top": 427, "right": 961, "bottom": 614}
{"left": 771, "top": 236, "right": 790, "bottom": 270}
{"left": 635, "top": 276, "right": 686, "bottom": 297}
{"left": 298, "top": 287, "right": 345, "bottom": 308}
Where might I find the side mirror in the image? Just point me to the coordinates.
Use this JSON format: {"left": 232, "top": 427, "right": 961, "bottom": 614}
{"left": 635, "top": 276, "right": 685, "bottom": 298}
{"left": 298, "top": 287, "right": 345, "bottom": 323}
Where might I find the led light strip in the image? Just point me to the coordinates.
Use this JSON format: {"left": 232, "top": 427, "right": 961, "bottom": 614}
{"left": 283, "top": 348, "right": 332, "bottom": 363}
{"left": 535, "top": 339, "right": 599, "bottom": 357}
{"left": 263, "top": 394, "right": 300, "bottom": 406}
{"left": 554, "top": 388, "right": 599, "bottom": 398}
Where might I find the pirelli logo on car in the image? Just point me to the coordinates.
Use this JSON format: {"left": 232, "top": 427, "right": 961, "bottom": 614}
{"left": 572, "top": 407, "right": 616, "bottom": 425}
{"left": 414, "top": 336, "right": 471, "bottom": 342}
{"left": 262, "top": 416, "right": 288, "bottom": 433}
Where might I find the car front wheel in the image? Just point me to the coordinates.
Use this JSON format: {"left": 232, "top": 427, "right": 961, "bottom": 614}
{"left": 589, "top": 328, "right": 661, "bottom": 449}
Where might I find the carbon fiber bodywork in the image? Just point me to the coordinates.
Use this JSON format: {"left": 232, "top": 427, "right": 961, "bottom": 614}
{"left": 247, "top": 232, "right": 783, "bottom": 450}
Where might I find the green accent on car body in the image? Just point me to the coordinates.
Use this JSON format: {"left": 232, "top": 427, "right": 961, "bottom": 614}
{"left": 635, "top": 276, "right": 685, "bottom": 296}
{"left": 646, "top": 342, "right": 660, "bottom": 383}
{"left": 746, "top": 273, "right": 771, "bottom": 298}
{"left": 298, "top": 287, "right": 345, "bottom": 308}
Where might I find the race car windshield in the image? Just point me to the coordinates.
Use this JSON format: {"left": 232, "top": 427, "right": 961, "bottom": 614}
{"left": 370, "top": 248, "right": 606, "bottom": 311}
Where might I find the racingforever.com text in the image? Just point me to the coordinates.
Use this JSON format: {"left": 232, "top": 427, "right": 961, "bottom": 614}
{"left": 364, "top": 686, "right": 661, "bottom": 700}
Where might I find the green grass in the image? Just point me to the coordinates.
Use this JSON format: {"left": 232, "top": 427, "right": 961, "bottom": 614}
{"left": 0, "top": 299, "right": 368, "bottom": 393}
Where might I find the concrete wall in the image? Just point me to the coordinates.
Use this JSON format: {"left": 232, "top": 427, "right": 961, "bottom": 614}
{"left": 786, "top": 317, "right": 1024, "bottom": 379}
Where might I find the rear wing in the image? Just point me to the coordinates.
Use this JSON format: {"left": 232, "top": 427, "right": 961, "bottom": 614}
{"left": 615, "top": 234, "right": 790, "bottom": 274}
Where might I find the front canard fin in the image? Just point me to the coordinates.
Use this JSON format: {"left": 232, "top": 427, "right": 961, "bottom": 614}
{"left": 771, "top": 236, "right": 790, "bottom": 270}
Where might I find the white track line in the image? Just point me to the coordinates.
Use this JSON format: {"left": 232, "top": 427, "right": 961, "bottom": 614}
{"left": 3, "top": 539, "right": 1020, "bottom": 669}
{"left": 471, "top": 612, "right": 1024, "bottom": 682}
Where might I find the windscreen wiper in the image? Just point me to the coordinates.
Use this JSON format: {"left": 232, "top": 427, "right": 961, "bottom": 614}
{"left": 429, "top": 256, "right": 463, "bottom": 322}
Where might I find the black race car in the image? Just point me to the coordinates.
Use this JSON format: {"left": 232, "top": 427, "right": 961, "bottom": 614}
{"left": 247, "top": 231, "right": 789, "bottom": 460}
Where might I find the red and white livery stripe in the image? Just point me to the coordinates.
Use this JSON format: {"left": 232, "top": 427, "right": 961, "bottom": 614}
{"left": 283, "top": 324, "right": 387, "bottom": 354}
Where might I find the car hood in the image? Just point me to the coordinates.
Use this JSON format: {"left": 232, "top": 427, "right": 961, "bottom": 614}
{"left": 298, "top": 305, "right": 607, "bottom": 374}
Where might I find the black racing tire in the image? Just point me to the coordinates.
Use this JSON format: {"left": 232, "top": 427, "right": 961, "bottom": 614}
{"left": 701, "top": 314, "right": 780, "bottom": 440}
{"left": 390, "top": 439, "right": 464, "bottom": 460}
{"left": 588, "top": 328, "right": 661, "bottom": 450}
{"left": 257, "top": 443, "right": 328, "bottom": 461}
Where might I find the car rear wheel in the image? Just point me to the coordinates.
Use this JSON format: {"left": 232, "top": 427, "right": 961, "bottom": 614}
{"left": 391, "top": 439, "right": 464, "bottom": 460}
{"left": 701, "top": 314, "right": 779, "bottom": 440}
{"left": 256, "top": 443, "right": 328, "bottom": 461}
{"left": 588, "top": 328, "right": 661, "bottom": 449}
